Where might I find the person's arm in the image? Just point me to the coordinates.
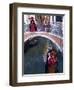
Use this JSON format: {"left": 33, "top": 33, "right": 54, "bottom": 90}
{"left": 48, "top": 56, "right": 50, "bottom": 60}
{"left": 34, "top": 24, "right": 37, "bottom": 31}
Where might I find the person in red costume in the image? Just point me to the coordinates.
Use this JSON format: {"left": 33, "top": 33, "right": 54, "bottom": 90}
{"left": 47, "top": 49, "right": 58, "bottom": 73}
{"left": 29, "top": 17, "right": 37, "bottom": 32}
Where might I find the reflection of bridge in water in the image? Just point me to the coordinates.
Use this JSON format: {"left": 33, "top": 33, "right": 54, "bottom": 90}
{"left": 24, "top": 32, "right": 63, "bottom": 51}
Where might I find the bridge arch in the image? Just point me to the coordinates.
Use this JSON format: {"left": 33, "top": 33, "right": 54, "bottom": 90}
{"left": 24, "top": 32, "right": 63, "bottom": 51}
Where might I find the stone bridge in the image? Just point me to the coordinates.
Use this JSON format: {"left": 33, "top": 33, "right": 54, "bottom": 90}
{"left": 24, "top": 32, "right": 63, "bottom": 51}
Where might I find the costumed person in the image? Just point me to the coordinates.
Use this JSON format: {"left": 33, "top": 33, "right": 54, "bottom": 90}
{"left": 47, "top": 49, "right": 58, "bottom": 73}
{"left": 29, "top": 17, "right": 37, "bottom": 32}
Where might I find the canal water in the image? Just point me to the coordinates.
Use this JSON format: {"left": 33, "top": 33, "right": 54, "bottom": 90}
{"left": 23, "top": 36, "right": 63, "bottom": 74}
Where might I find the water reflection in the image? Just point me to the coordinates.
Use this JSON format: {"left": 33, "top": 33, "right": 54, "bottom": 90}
{"left": 23, "top": 36, "right": 63, "bottom": 74}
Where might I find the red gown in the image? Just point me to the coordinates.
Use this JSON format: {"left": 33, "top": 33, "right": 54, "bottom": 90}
{"left": 48, "top": 56, "right": 57, "bottom": 73}
{"left": 29, "top": 21, "right": 37, "bottom": 32}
